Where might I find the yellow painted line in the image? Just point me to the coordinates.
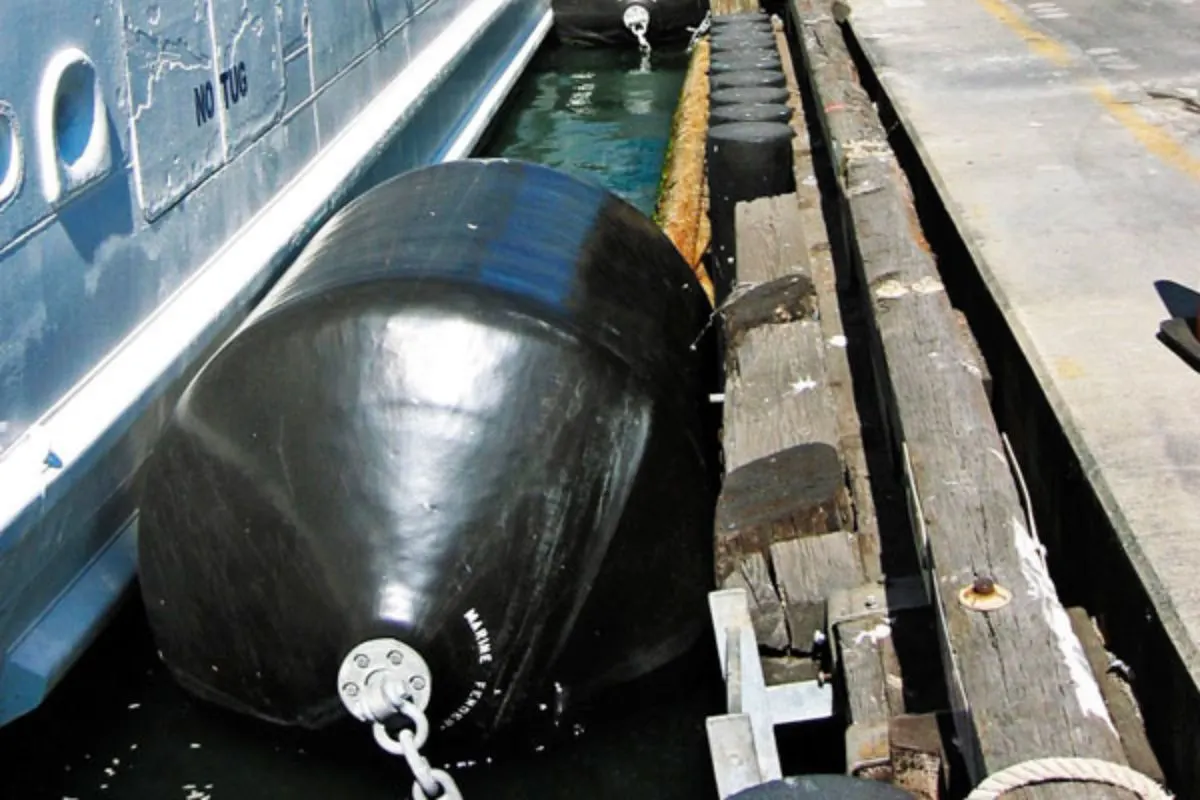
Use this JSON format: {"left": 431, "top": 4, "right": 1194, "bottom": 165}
{"left": 974, "top": 0, "right": 1072, "bottom": 67}
{"left": 974, "top": 0, "right": 1200, "bottom": 181}
{"left": 1088, "top": 83, "right": 1200, "bottom": 181}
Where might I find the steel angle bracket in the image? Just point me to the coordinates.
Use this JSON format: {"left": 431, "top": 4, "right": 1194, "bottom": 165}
{"left": 706, "top": 588, "right": 834, "bottom": 799}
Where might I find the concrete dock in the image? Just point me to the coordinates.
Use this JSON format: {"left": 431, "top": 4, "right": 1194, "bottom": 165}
{"left": 837, "top": 0, "right": 1200, "bottom": 788}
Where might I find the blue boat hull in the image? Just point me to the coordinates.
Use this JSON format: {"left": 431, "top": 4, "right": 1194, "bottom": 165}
{"left": 0, "top": 0, "right": 552, "bottom": 726}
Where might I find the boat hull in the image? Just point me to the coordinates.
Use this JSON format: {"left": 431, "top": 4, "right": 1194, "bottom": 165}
{"left": 0, "top": 0, "right": 552, "bottom": 726}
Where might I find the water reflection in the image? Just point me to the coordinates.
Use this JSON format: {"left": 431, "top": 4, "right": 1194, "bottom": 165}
{"left": 478, "top": 44, "right": 689, "bottom": 216}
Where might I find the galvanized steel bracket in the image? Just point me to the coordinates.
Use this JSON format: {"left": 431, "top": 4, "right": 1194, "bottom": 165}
{"left": 706, "top": 588, "right": 835, "bottom": 799}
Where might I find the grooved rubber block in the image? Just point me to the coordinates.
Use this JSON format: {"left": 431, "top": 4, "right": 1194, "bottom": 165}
{"left": 138, "top": 159, "right": 720, "bottom": 746}
{"left": 552, "top": 0, "right": 707, "bottom": 46}
{"left": 712, "top": 21, "right": 773, "bottom": 37}
{"left": 710, "top": 102, "right": 792, "bottom": 125}
{"left": 710, "top": 86, "right": 791, "bottom": 107}
{"left": 710, "top": 70, "right": 786, "bottom": 91}
{"left": 711, "top": 11, "right": 770, "bottom": 26}
{"left": 710, "top": 53, "right": 783, "bottom": 73}
{"left": 706, "top": 122, "right": 796, "bottom": 299}
{"left": 711, "top": 36, "right": 778, "bottom": 54}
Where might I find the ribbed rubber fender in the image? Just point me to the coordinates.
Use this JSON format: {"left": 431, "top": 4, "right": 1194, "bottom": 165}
{"left": 710, "top": 53, "right": 783, "bottom": 73}
{"left": 710, "top": 10, "right": 770, "bottom": 26}
{"left": 710, "top": 69, "right": 786, "bottom": 90}
{"left": 711, "top": 35, "right": 778, "bottom": 53}
{"left": 710, "top": 86, "right": 791, "bottom": 107}
{"left": 710, "top": 102, "right": 792, "bottom": 125}
{"left": 710, "top": 19, "right": 772, "bottom": 33}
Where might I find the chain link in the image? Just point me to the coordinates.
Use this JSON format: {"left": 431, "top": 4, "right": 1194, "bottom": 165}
{"left": 371, "top": 700, "right": 463, "bottom": 799}
{"left": 686, "top": 11, "right": 712, "bottom": 52}
{"left": 623, "top": 4, "right": 653, "bottom": 56}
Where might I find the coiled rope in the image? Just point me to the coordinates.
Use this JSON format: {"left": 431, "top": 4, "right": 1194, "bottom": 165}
{"left": 967, "top": 757, "right": 1172, "bottom": 799}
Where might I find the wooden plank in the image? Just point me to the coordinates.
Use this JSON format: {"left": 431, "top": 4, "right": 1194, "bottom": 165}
{"left": 788, "top": 0, "right": 1132, "bottom": 795}
{"left": 714, "top": 444, "right": 847, "bottom": 584}
{"left": 953, "top": 309, "right": 993, "bottom": 402}
{"left": 717, "top": 196, "right": 850, "bottom": 585}
{"left": 722, "top": 320, "right": 840, "bottom": 472}
{"left": 1067, "top": 607, "right": 1166, "bottom": 786}
{"left": 837, "top": 614, "right": 891, "bottom": 765}
{"left": 721, "top": 551, "right": 790, "bottom": 652}
{"left": 771, "top": 533, "right": 862, "bottom": 653}
{"left": 723, "top": 196, "right": 817, "bottom": 339}
{"left": 731, "top": 195, "right": 812, "bottom": 286}
{"left": 890, "top": 714, "right": 944, "bottom": 800}
{"left": 774, "top": 16, "right": 886, "bottom": 584}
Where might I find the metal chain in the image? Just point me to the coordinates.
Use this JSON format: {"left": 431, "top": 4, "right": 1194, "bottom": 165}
{"left": 686, "top": 11, "right": 712, "bottom": 52}
{"left": 372, "top": 700, "right": 463, "bottom": 800}
{"left": 623, "top": 4, "right": 653, "bottom": 57}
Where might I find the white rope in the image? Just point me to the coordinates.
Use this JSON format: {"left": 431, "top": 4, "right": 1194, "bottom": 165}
{"left": 967, "top": 757, "right": 1173, "bottom": 799}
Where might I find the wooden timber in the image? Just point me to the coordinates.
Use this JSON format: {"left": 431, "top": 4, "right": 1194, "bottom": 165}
{"left": 773, "top": 16, "right": 946, "bottom": 785}
{"left": 714, "top": 194, "right": 857, "bottom": 653}
{"left": 788, "top": 0, "right": 1134, "bottom": 795}
{"left": 771, "top": 14, "right": 884, "bottom": 585}
{"left": 712, "top": 9, "right": 882, "bottom": 671}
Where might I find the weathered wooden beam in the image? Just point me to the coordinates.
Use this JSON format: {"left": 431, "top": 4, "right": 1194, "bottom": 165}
{"left": 789, "top": 0, "right": 1132, "bottom": 796}
{"left": 716, "top": 194, "right": 850, "bottom": 596}
{"left": 722, "top": 320, "right": 840, "bottom": 472}
{"left": 722, "top": 551, "right": 790, "bottom": 652}
{"left": 830, "top": 577, "right": 931, "bottom": 780}
{"left": 773, "top": 14, "right": 885, "bottom": 584}
{"left": 890, "top": 714, "right": 944, "bottom": 800}
{"left": 721, "top": 194, "right": 816, "bottom": 341}
{"left": 715, "top": 444, "right": 847, "bottom": 584}
{"left": 1068, "top": 607, "right": 1166, "bottom": 787}
{"left": 772, "top": 533, "right": 861, "bottom": 653}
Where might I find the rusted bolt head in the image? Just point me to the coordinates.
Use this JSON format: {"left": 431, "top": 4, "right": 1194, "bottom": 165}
{"left": 958, "top": 576, "right": 1012, "bottom": 612}
{"left": 972, "top": 576, "right": 996, "bottom": 596}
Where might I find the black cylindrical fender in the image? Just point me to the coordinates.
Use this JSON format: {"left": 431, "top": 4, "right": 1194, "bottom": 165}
{"left": 707, "top": 121, "right": 796, "bottom": 298}
{"left": 710, "top": 86, "right": 791, "bottom": 107}
{"left": 710, "top": 102, "right": 792, "bottom": 125}
{"left": 711, "top": 35, "right": 778, "bottom": 54}
{"left": 710, "top": 69, "right": 786, "bottom": 90}
{"left": 710, "top": 53, "right": 783, "bottom": 73}
{"left": 710, "top": 12, "right": 771, "bottom": 30}
{"left": 137, "top": 160, "right": 719, "bottom": 745}
{"left": 552, "top": 0, "right": 710, "bottom": 47}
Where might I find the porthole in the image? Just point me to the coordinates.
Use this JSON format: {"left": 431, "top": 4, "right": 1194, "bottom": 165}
{"left": 37, "top": 48, "right": 111, "bottom": 203}
{"left": 53, "top": 60, "right": 97, "bottom": 167}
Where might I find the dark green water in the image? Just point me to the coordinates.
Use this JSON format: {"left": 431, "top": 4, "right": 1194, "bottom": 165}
{"left": 477, "top": 43, "right": 691, "bottom": 216}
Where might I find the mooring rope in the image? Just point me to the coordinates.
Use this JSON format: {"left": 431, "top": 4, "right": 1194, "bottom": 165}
{"left": 967, "top": 757, "right": 1172, "bottom": 799}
